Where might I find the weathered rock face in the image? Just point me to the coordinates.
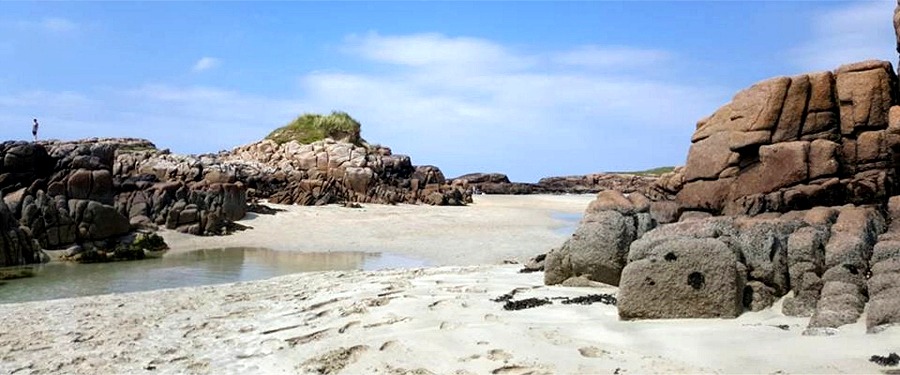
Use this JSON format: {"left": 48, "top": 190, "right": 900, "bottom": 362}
{"left": 618, "top": 237, "right": 746, "bottom": 319}
{"left": 0, "top": 199, "right": 39, "bottom": 267}
{"left": 615, "top": 205, "right": 890, "bottom": 324}
{"left": 211, "top": 139, "right": 469, "bottom": 206}
{"left": 865, "top": 196, "right": 900, "bottom": 332}
{"left": 676, "top": 61, "right": 900, "bottom": 217}
{"left": 0, "top": 141, "right": 55, "bottom": 196}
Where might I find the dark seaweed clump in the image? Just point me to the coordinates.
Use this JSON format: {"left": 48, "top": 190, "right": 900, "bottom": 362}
{"left": 503, "top": 298, "right": 551, "bottom": 311}
{"left": 560, "top": 294, "right": 617, "bottom": 306}
{"left": 870, "top": 353, "right": 900, "bottom": 367}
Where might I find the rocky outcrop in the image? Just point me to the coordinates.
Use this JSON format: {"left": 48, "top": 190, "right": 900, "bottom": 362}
{"left": 218, "top": 139, "right": 468, "bottom": 206}
{"left": 1, "top": 133, "right": 466, "bottom": 265}
{"left": 451, "top": 173, "right": 537, "bottom": 195}
{"left": 674, "top": 62, "right": 899, "bottom": 218}
{"left": 546, "top": 60, "right": 900, "bottom": 330}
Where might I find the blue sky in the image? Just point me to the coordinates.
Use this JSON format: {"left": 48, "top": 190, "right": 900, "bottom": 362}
{"left": 0, "top": 1, "right": 896, "bottom": 181}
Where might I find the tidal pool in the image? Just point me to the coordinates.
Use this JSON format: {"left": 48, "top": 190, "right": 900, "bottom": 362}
{"left": 0, "top": 248, "right": 429, "bottom": 304}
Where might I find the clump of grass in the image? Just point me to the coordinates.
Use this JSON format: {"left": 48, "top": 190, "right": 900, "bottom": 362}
{"left": 266, "top": 111, "right": 363, "bottom": 145}
{"left": 613, "top": 166, "right": 676, "bottom": 176}
{"left": 0, "top": 267, "right": 35, "bottom": 280}
{"left": 78, "top": 246, "right": 146, "bottom": 264}
{"left": 133, "top": 232, "right": 168, "bottom": 251}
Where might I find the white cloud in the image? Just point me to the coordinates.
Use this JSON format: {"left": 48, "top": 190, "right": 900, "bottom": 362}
{"left": 192, "top": 57, "right": 221, "bottom": 72}
{"left": 8, "top": 17, "right": 79, "bottom": 33}
{"left": 301, "top": 33, "right": 727, "bottom": 179}
{"left": 551, "top": 45, "right": 672, "bottom": 69}
{"left": 344, "top": 32, "right": 535, "bottom": 72}
{"left": 0, "top": 33, "right": 728, "bottom": 181}
{"left": 791, "top": 1, "right": 895, "bottom": 71}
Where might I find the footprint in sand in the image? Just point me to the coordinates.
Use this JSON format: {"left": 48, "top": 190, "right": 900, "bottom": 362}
{"left": 284, "top": 328, "right": 335, "bottom": 347}
{"left": 339, "top": 321, "right": 361, "bottom": 334}
{"left": 384, "top": 365, "right": 437, "bottom": 375}
{"left": 487, "top": 349, "right": 513, "bottom": 362}
{"left": 299, "top": 345, "right": 369, "bottom": 375}
{"left": 379, "top": 340, "right": 400, "bottom": 351}
{"left": 578, "top": 346, "right": 610, "bottom": 358}
{"left": 490, "top": 365, "right": 551, "bottom": 375}
{"left": 458, "top": 354, "right": 482, "bottom": 362}
{"left": 364, "top": 316, "right": 412, "bottom": 329}
{"left": 428, "top": 299, "right": 451, "bottom": 310}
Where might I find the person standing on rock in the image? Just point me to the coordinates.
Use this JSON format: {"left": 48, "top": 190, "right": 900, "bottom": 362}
{"left": 32, "top": 118, "right": 39, "bottom": 142}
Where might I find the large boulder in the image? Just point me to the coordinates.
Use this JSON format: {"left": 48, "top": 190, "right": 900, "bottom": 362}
{"left": 73, "top": 200, "right": 130, "bottom": 240}
{"left": 545, "top": 190, "right": 654, "bottom": 286}
{"left": 618, "top": 237, "right": 746, "bottom": 320}
{"left": 544, "top": 211, "right": 633, "bottom": 286}
{"left": 0, "top": 199, "right": 39, "bottom": 267}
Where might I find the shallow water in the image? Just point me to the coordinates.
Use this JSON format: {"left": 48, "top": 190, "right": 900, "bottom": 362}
{"left": 552, "top": 212, "right": 582, "bottom": 236}
{"left": 0, "top": 248, "right": 429, "bottom": 304}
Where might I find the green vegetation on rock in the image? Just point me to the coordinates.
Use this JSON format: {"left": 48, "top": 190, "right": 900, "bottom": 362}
{"left": 134, "top": 232, "right": 168, "bottom": 251}
{"left": 0, "top": 267, "right": 35, "bottom": 280}
{"left": 613, "top": 166, "right": 676, "bottom": 176}
{"left": 266, "top": 111, "right": 363, "bottom": 145}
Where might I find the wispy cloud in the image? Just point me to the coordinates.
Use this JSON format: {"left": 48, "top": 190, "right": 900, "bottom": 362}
{"left": 790, "top": 1, "right": 895, "bottom": 71}
{"left": 551, "top": 45, "right": 672, "bottom": 70}
{"left": 192, "top": 57, "right": 221, "bottom": 72}
{"left": 9, "top": 17, "right": 79, "bottom": 33}
{"left": 39, "top": 17, "right": 77, "bottom": 33}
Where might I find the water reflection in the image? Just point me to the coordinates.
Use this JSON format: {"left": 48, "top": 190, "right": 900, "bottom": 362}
{"left": 0, "top": 248, "right": 428, "bottom": 304}
{"left": 552, "top": 212, "right": 583, "bottom": 236}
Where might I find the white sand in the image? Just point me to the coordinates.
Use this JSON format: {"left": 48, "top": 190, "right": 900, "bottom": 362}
{"left": 2, "top": 195, "right": 899, "bottom": 374}
{"left": 160, "top": 194, "right": 596, "bottom": 265}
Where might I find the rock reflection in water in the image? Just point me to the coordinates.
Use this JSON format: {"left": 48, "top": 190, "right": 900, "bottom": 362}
{"left": 0, "top": 248, "right": 427, "bottom": 304}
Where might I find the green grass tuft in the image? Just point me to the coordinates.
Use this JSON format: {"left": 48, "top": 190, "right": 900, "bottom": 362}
{"left": 266, "top": 111, "right": 363, "bottom": 145}
{"left": 0, "top": 267, "right": 35, "bottom": 280}
{"left": 612, "top": 166, "right": 676, "bottom": 176}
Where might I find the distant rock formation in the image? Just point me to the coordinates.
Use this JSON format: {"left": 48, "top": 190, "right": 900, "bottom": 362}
{"left": 450, "top": 172, "right": 665, "bottom": 198}
{"left": 545, "top": 57, "right": 900, "bottom": 333}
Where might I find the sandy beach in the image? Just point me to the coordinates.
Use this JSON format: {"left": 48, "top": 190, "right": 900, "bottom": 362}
{"left": 1, "top": 195, "right": 899, "bottom": 374}
{"left": 160, "top": 194, "right": 596, "bottom": 266}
